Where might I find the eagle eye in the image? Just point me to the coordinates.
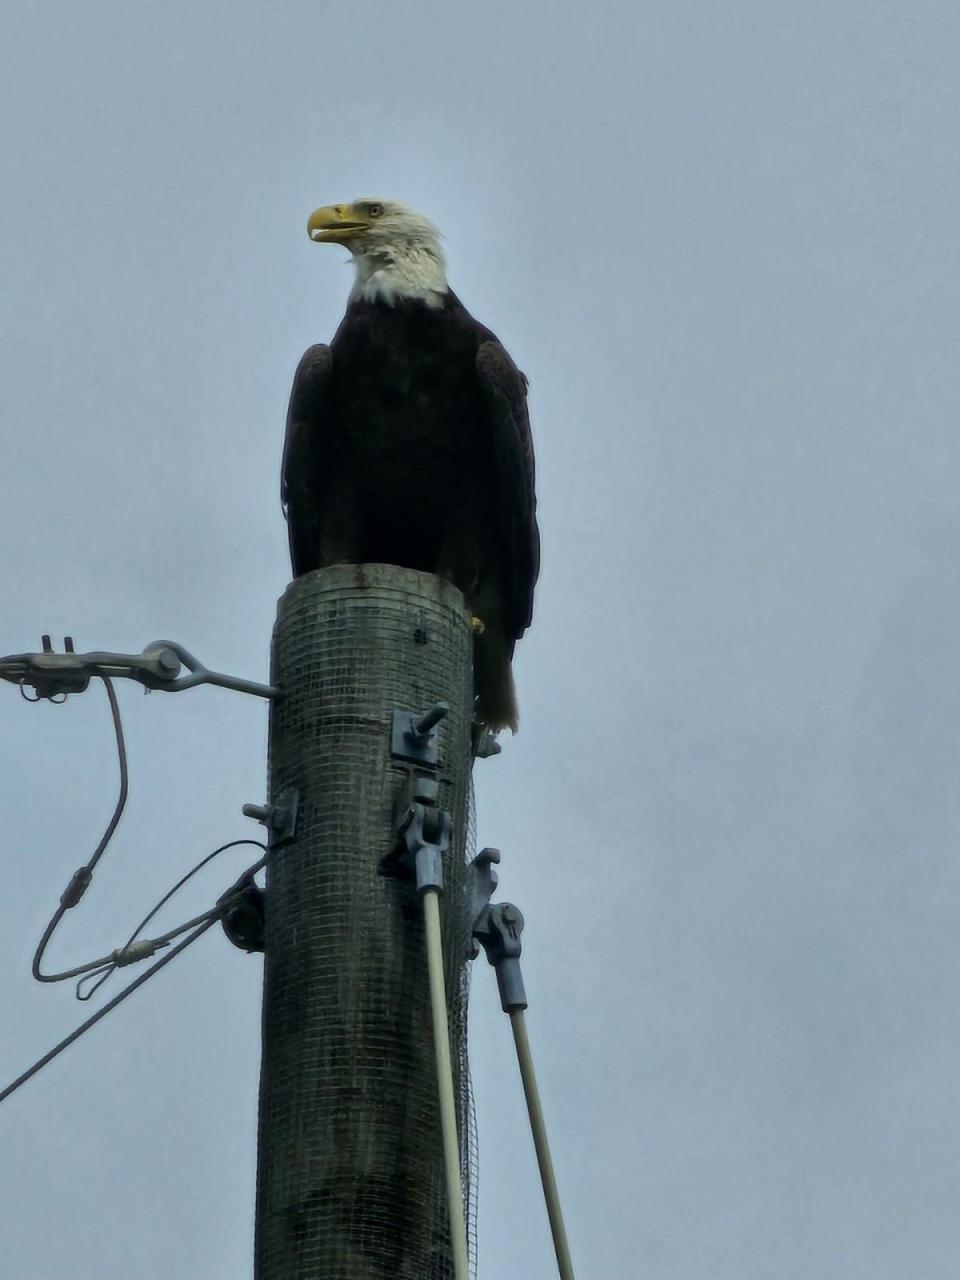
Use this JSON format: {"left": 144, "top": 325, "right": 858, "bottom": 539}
{"left": 368, "top": 203, "right": 384, "bottom": 218}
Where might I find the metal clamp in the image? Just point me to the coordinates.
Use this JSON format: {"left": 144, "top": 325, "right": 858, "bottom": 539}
{"left": 218, "top": 865, "right": 267, "bottom": 954}
{"left": 468, "top": 847, "right": 527, "bottom": 1011}
{"left": 472, "top": 725, "right": 502, "bottom": 760}
{"left": 0, "top": 636, "right": 280, "bottom": 702}
{"left": 383, "top": 773, "right": 452, "bottom": 894}
{"left": 475, "top": 903, "right": 527, "bottom": 1012}
{"left": 220, "top": 885, "right": 266, "bottom": 953}
{"left": 466, "top": 847, "right": 500, "bottom": 951}
{"left": 223, "top": 789, "right": 300, "bottom": 953}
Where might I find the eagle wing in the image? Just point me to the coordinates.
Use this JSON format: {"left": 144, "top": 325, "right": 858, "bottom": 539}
{"left": 475, "top": 340, "right": 540, "bottom": 639}
{"left": 281, "top": 343, "right": 333, "bottom": 576}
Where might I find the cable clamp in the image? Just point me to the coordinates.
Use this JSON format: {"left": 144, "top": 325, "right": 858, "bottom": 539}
{"left": 383, "top": 774, "right": 452, "bottom": 894}
{"left": 60, "top": 867, "right": 93, "bottom": 909}
{"left": 218, "top": 861, "right": 267, "bottom": 954}
{"left": 112, "top": 938, "right": 168, "bottom": 966}
{"left": 468, "top": 848, "right": 527, "bottom": 1011}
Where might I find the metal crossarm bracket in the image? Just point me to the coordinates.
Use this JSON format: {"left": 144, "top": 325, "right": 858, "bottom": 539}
{"left": 0, "top": 636, "right": 280, "bottom": 701}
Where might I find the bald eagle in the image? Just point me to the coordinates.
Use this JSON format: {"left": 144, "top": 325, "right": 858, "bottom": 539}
{"left": 281, "top": 199, "right": 539, "bottom": 732}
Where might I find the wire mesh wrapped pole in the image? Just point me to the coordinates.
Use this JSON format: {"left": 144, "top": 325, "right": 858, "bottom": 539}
{"left": 256, "top": 564, "right": 475, "bottom": 1280}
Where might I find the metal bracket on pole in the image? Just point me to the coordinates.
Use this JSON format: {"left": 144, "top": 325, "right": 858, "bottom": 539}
{"left": 383, "top": 774, "right": 452, "bottom": 894}
{"left": 466, "top": 846, "right": 575, "bottom": 1279}
{"left": 468, "top": 848, "right": 527, "bottom": 1011}
{"left": 219, "top": 859, "right": 269, "bottom": 955}
{"left": 472, "top": 724, "right": 502, "bottom": 759}
{"left": 221, "top": 790, "right": 300, "bottom": 954}
{"left": 0, "top": 636, "right": 280, "bottom": 702}
{"left": 390, "top": 701, "right": 449, "bottom": 768}
{"left": 242, "top": 789, "right": 300, "bottom": 848}
{"left": 475, "top": 902, "right": 528, "bottom": 1013}
{"left": 220, "top": 886, "right": 266, "bottom": 954}
{"left": 466, "top": 845, "right": 500, "bottom": 930}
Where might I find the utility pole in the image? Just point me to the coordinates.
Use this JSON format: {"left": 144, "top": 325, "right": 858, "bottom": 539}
{"left": 255, "top": 564, "right": 474, "bottom": 1280}
{"left": 0, "top": 566, "right": 575, "bottom": 1277}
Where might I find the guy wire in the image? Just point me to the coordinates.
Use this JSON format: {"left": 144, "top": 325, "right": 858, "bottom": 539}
{"left": 1, "top": 853, "right": 267, "bottom": 1106}
{"left": 1, "top": 918, "right": 217, "bottom": 1106}
{"left": 76, "top": 838, "right": 268, "bottom": 1000}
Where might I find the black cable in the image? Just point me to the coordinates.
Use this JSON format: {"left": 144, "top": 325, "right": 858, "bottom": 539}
{"left": 1, "top": 854, "right": 268, "bottom": 1106}
{"left": 32, "top": 675, "right": 129, "bottom": 983}
{"left": 34, "top": 903, "right": 223, "bottom": 989}
{"left": 76, "top": 839, "right": 267, "bottom": 1000}
{"left": 28, "top": 668, "right": 266, "bottom": 993}
{"left": 1, "top": 917, "right": 217, "bottom": 1106}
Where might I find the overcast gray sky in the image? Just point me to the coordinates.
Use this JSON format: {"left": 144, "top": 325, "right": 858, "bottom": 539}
{"left": 2, "top": 2, "right": 959, "bottom": 1277}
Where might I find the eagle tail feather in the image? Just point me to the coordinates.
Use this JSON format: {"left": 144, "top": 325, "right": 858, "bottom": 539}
{"left": 474, "top": 624, "right": 519, "bottom": 733}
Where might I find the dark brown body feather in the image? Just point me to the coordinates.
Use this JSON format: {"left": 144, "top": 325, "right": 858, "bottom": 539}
{"left": 281, "top": 291, "right": 539, "bottom": 730}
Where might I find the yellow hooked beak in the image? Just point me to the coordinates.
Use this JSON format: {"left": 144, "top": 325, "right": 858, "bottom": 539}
{"left": 307, "top": 204, "right": 371, "bottom": 245}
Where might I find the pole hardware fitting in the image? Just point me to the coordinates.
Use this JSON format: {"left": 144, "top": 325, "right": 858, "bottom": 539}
{"left": 390, "top": 701, "right": 449, "bottom": 767}
{"left": 60, "top": 866, "right": 93, "bottom": 909}
{"left": 382, "top": 774, "right": 452, "bottom": 895}
{"left": 113, "top": 938, "right": 167, "bottom": 966}
{"left": 472, "top": 724, "right": 502, "bottom": 759}
{"left": 242, "top": 789, "right": 300, "bottom": 848}
{"left": 220, "top": 885, "right": 265, "bottom": 953}
{"left": 218, "top": 866, "right": 266, "bottom": 954}
{"left": 476, "top": 903, "right": 528, "bottom": 1013}
{"left": 0, "top": 636, "right": 280, "bottom": 702}
{"left": 466, "top": 846, "right": 500, "bottom": 947}
{"left": 468, "top": 848, "right": 528, "bottom": 1012}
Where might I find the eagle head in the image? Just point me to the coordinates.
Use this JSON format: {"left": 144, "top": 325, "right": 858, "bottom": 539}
{"left": 306, "top": 198, "right": 447, "bottom": 305}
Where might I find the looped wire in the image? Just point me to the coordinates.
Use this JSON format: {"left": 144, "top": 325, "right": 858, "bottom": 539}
{"left": 18, "top": 679, "right": 67, "bottom": 704}
{"left": 31, "top": 675, "right": 128, "bottom": 983}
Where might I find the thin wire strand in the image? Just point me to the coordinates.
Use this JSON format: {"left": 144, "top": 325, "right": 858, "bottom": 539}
{"left": 34, "top": 904, "right": 223, "bottom": 988}
{"left": 2, "top": 853, "right": 267, "bottom": 1107}
{"left": 0, "top": 917, "right": 217, "bottom": 1106}
{"left": 32, "top": 675, "right": 129, "bottom": 983}
{"left": 76, "top": 839, "right": 267, "bottom": 1000}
